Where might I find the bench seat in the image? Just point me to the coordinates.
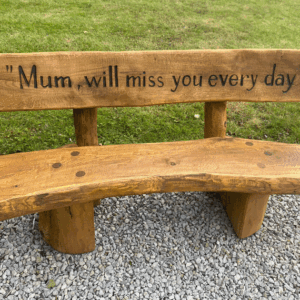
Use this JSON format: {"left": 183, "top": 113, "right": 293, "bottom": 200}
{"left": 1, "top": 137, "right": 300, "bottom": 222}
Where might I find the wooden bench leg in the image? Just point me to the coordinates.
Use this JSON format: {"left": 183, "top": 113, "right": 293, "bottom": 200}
{"left": 220, "top": 192, "right": 270, "bottom": 238}
{"left": 39, "top": 108, "right": 99, "bottom": 253}
{"left": 39, "top": 202, "right": 95, "bottom": 254}
{"left": 204, "top": 102, "right": 270, "bottom": 238}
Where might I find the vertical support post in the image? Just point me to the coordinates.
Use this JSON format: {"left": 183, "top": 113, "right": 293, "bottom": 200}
{"left": 73, "top": 108, "right": 101, "bottom": 207}
{"left": 39, "top": 108, "right": 98, "bottom": 254}
{"left": 219, "top": 192, "right": 270, "bottom": 238}
{"left": 204, "top": 101, "right": 270, "bottom": 238}
{"left": 204, "top": 101, "right": 227, "bottom": 138}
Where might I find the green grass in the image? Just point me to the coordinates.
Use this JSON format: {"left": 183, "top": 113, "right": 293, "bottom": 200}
{"left": 0, "top": 0, "right": 300, "bottom": 154}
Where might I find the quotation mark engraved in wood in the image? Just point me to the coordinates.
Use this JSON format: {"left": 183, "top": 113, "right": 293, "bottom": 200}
{"left": 6, "top": 65, "right": 13, "bottom": 72}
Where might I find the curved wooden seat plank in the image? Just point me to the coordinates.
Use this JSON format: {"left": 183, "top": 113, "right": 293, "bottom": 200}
{"left": 1, "top": 137, "right": 300, "bottom": 222}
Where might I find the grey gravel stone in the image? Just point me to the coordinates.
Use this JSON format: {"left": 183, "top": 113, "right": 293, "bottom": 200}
{"left": 0, "top": 192, "right": 299, "bottom": 299}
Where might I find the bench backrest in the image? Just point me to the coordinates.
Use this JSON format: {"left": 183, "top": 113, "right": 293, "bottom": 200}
{"left": 1, "top": 49, "right": 300, "bottom": 112}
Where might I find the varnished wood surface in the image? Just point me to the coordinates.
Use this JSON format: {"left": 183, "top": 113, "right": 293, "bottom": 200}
{"left": 1, "top": 49, "right": 300, "bottom": 111}
{"left": 1, "top": 137, "right": 300, "bottom": 221}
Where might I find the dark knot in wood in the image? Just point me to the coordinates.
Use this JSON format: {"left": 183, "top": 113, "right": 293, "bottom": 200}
{"left": 52, "top": 163, "right": 62, "bottom": 168}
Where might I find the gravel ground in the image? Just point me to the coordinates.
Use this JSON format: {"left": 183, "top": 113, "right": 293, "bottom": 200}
{"left": 0, "top": 191, "right": 299, "bottom": 300}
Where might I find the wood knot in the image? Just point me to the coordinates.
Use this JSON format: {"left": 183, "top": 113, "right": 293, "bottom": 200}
{"left": 257, "top": 163, "right": 266, "bottom": 168}
{"left": 71, "top": 151, "right": 80, "bottom": 156}
{"left": 76, "top": 171, "right": 86, "bottom": 177}
{"left": 264, "top": 151, "right": 273, "bottom": 156}
{"left": 170, "top": 162, "right": 176, "bottom": 166}
{"left": 52, "top": 163, "right": 62, "bottom": 168}
{"left": 246, "top": 142, "right": 253, "bottom": 146}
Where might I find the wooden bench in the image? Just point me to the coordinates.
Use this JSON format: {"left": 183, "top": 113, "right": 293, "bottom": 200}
{"left": 1, "top": 49, "right": 300, "bottom": 254}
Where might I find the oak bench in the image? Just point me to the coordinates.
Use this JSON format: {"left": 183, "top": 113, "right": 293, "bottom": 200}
{"left": 1, "top": 49, "right": 300, "bottom": 254}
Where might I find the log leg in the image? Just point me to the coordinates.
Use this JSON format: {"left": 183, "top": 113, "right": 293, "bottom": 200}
{"left": 204, "top": 102, "right": 270, "bottom": 238}
{"left": 220, "top": 192, "right": 270, "bottom": 238}
{"left": 39, "top": 108, "right": 98, "bottom": 254}
{"left": 38, "top": 202, "right": 95, "bottom": 254}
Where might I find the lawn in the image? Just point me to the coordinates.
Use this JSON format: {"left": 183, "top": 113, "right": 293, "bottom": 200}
{"left": 0, "top": 0, "right": 300, "bottom": 154}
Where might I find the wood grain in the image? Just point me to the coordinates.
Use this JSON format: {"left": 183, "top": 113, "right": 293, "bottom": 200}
{"left": 1, "top": 49, "right": 300, "bottom": 111}
{"left": 1, "top": 137, "right": 300, "bottom": 221}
